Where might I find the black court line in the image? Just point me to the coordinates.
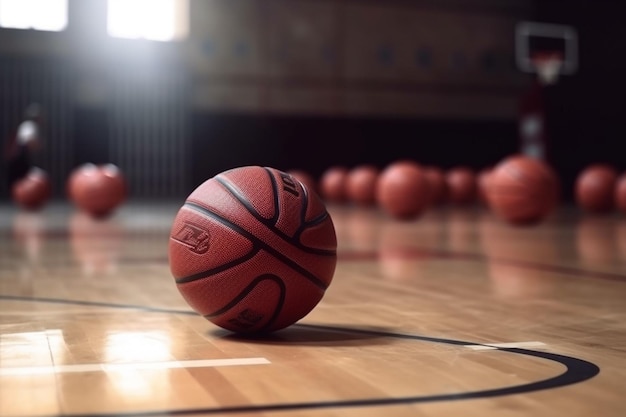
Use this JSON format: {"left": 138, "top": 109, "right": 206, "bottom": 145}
{"left": 1, "top": 246, "right": 625, "bottom": 283}
{"left": 0, "top": 294, "right": 600, "bottom": 417}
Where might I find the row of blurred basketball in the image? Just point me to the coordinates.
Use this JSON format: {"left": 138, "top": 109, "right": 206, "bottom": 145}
{"left": 11, "top": 163, "right": 127, "bottom": 218}
{"left": 289, "top": 156, "right": 626, "bottom": 225}
{"left": 11, "top": 158, "right": 625, "bottom": 225}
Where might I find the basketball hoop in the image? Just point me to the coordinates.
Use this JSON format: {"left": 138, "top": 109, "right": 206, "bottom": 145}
{"left": 531, "top": 52, "right": 564, "bottom": 85}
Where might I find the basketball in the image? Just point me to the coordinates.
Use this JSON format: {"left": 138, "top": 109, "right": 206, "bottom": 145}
{"left": 487, "top": 155, "right": 559, "bottom": 225}
{"left": 445, "top": 167, "right": 477, "bottom": 205}
{"left": 615, "top": 172, "right": 626, "bottom": 214}
{"left": 423, "top": 166, "right": 447, "bottom": 206}
{"left": 11, "top": 167, "right": 52, "bottom": 211}
{"left": 71, "top": 163, "right": 127, "bottom": 218}
{"left": 67, "top": 163, "right": 96, "bottom": 201}
{"left": 346, "top": 164, "right": 379, "bottom": 206}
{"left": 575, "top": 164, "right": 618, "bottom": 213}
{"left": 376, "top": 160, "right": 429, "bottom": 220}
{"left": 287, "top": 169, "right": 318, "bottom": 196}
{"left": 319, "top": 166, "right": 349, "bottom": 203}
{"left": 168, "top": 166, "right": 337, "bottom": 334}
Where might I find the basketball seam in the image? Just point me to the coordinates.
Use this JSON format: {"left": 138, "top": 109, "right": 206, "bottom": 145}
{"left": 173, "top": 245, "right": 261, "bottom": 284}
{"left": 215, "top": 170, "right": 279, "bottom": 224}
{"left": 203, "top": 273, "right": 286, "bottom": 332}
{"left": 264, "top": 166, "right": 282, "bottom": 227}
{"left": 293, "top": 179, "right": 333, "bottom": 242}
{"left": 180, "top": 201, "right": 329, "bottom": 290}
{"left": 215, "top": 171, "right": 336, "bottom": 256}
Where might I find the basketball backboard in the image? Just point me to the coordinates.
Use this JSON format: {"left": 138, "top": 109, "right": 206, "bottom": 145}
{"left": 515, "top": 21, "right": 578, "bottom": 84}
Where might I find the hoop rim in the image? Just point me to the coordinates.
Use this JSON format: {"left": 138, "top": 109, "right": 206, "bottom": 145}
{"left": 530, "top": 51, "right": 564, "bottom": 85}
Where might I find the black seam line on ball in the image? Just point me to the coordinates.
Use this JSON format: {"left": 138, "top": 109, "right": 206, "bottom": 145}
{"left": 296, "top": 172, "right": 310, "bottom": 224}
{"left": 264, "top": 166, "right": 282, "bottom": 227}
{"left": 214, "top": 173, "right": 336, "bottom": 257}
{"left": 276, "top": 167, "right": 334, "bottom": 249}
{"left": 174, "top": 245, "right": 261, "bottom": 284}
{"left": 204, "top": 274, "right": 286, "bottom": 332}
{"left": 215, "top": 167, "right": 280, "bottom": 226}
{"left": 182, "top": 201, "right": 329, "bottom": 290}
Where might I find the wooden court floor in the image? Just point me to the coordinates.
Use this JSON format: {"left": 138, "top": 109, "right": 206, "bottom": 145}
{"left": 1, "top": 200, "right": 625, "bottom": 417}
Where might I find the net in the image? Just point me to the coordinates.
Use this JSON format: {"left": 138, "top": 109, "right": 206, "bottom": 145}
{"left": 531, "top": 52, "right": 564, "bottom": 85}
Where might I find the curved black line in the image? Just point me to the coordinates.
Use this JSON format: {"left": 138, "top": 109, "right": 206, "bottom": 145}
{"left": 292, "top": 210, "right": 337, "bottom": 261}
{"left": 297, "top": 173, "right": 310, "bottom": 222}
{"left": 292, "top": 178, "right": 333, "bottom": 240}
{"left": 264, "top": 166, "right": 282, "bottom": 227}
{"left": 174, "top": 246, "right": 261, "bottom": 284}
{"left": 204, "top": 274, "right": 286, "bottom": 332}
{"left": 214, "top": 168, "right": 335, "bottom": 257}
{"left": 182, "top": 202, "right": 329, "bottom": 290}
{"left": 0, "top": 295, "right": 601, "bottom": 417}
{"left": 293, "top": 200, "right": 335, "bottom": 252}
{"left": 0, "top": 294, "right": 196, "bottom": 315}
{"left": 215, "top": 168, "right": 279, "bottom": 225}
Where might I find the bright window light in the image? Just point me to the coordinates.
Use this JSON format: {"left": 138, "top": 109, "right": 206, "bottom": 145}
{"left": 107, "top": 0, "right": 188, "bottom": 42}
{"left": 0, "top": 0, "right": 67, "bottom": 31}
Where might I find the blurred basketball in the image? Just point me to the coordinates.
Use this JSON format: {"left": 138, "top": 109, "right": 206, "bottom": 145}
{"left": 445, "top": 167, "right": 477, "bottom": 205}
{"left": 346, "top": 164, "right": 379, "bottom": 206}
{"left": 575, "top": 164, "right": 618, "bottom": 213}
{"left": 376, "top": 160, "right": 429, "bottom": 220}
{"left": 487, "top": 155, "right": 559, "bottom": 225}
{"left": 11, "top": 167, "right": 52, "bottom": 211}
{"left": 287, "top": 169, "right": 317, "bottom": 196}
{"left": 67, "top": 163, "right": 96, "bottom": 202}
{"left": 71, "top": 163, "right": 127, "bottom": 218}
{"left": 319, "top": 166, "right": 349, "bottom": 203}
{"left": 168, "top": 166, "right": 337, "bottom": 334}
{"left": 616, "top": 172, "right": 626, "bottom": 214}
{"left": 423, "top": 166, "right": 447, "bottom": 206}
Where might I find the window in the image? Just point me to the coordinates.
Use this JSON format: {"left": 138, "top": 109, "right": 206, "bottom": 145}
{"left": 0, "top": 0, "right": 67, "bottom": 31}
{"left": 107, "top": 0, "right": 189, "bottom": 42}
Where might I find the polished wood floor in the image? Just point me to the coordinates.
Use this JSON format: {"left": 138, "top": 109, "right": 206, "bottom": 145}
{"left": 1, "top": 200, "right": 625, "bottom": 417}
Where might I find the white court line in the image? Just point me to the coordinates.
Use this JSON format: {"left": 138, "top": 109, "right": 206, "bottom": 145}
{"left": 0, "top": 357, "right": 270, "bottom": 376}
{"left": 465, "top": 341, "right": 546, "bottom": 351}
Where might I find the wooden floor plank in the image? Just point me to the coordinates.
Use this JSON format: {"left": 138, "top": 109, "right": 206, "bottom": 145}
{"left": 1, "top": 202, "right": 624, "bottom": 417}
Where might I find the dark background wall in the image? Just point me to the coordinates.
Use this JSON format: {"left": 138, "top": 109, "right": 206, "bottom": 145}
{"left": 1, "top": 0, "right": 623, "bottom": 201}
{"left": 532, "top": 0, "right": 626, "bottom": 201}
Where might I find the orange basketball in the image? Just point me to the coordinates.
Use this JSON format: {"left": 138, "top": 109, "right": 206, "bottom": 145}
{"left": 376, "top": 160, "right": 429, "bottom": 220}
{"left": 615, "top": 172, "right": 626, "bottom": 214}
{"left": 72, "top": 163, "right": 127, "bottom": 218}
{"left": 67, "top": 163, "right": 96, "bottom": 201}
{"left": 319, "top": 166, "right": 349, "bottom": 203}
{"left": 487, "top": 155, "right": 559, "bottom": 225}
{"left": 423, "top": 166, "right": 447, "bottom": 206}
{"left": 11, "top": 167, "right": 52, "bottom": 211}
{"left": 446, "top": 167, "right": 477, "bottom": 205}
{"left": 287, "top": 169, "right": 318, "bottom": 196}
{"left": 346, "top": 164, "right": 379, "bottom": 206}
{"left": 575, "top": 164, "right": 618, "bottom": 213}
{"left": 168, "top": 166, "right": 337, "bottom": 334}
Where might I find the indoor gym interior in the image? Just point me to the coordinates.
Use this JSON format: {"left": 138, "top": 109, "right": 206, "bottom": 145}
{"left": 1, "top": 1, "right": 625, "bottom": 416}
